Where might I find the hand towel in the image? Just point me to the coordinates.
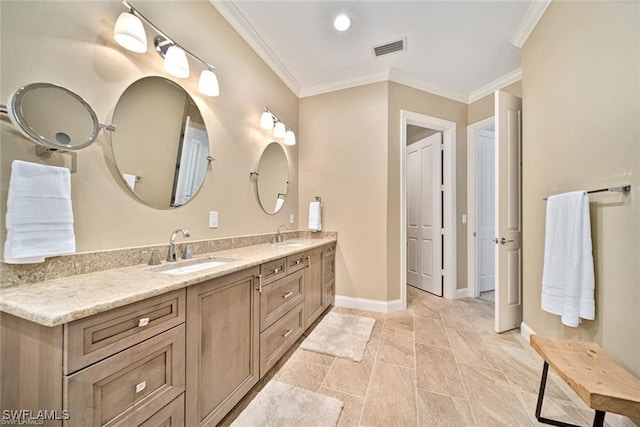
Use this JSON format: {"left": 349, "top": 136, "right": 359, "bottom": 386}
{"left": 274, "top": 194, "right": 285, "bottom": 212}
{"left": 541, "top": 190, "right": 595, "bottom": 327}
{"left": 308, "top": 201, "right": 322, "bottom": 232}
{"left": 122, "top": 173, "right": 137, "bottom": 190}
{"left": 4, "top": 160, "right": 76, "bottom": 264}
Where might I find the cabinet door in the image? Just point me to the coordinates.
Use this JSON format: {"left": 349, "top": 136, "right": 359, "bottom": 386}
{"left": 304, "top": 247, "right": 324, "bottom": 327}
{"left": 185, "top": 267, "right": 260, "bottom": 427}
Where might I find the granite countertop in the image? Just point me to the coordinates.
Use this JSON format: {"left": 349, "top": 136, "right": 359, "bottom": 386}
{"left": 0, "top": 238, "right": 336, "bottom": 327}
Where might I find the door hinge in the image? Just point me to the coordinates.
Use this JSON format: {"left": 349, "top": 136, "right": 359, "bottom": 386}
{"left": 440, "top": 228, "right": 445, "bottom": 235}
{"left": 440, "top": 269, "right": 445, "bottom": 275}
{"left": 440, "top": 144, "right": 445, "bottom": 151}
{"left": 440, "top": 184, "right": 445, "bottom": 191}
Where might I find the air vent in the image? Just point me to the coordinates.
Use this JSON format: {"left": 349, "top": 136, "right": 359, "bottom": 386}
{"left": 372, "top": 38, "right": 407, "bottom": 57}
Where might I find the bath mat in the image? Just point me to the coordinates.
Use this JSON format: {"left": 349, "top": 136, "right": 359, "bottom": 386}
{"left": 230, "top": 381, "right": 343, "bottom": 427}
{"left": 300, "top": 312, "right": 376, "bottom": 362}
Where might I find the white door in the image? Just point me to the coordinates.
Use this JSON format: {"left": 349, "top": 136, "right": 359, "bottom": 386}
{"left": 477, "top": 129, "right": 496, "bottom": 294}
{"left": 173, "top": 117, "right": 209, "bottom": 206}
{"left": 406, "top": 133, "right": 442, "bottom": 296}
{"left": 494, "top": 90, "right": 523, "bottom": 332}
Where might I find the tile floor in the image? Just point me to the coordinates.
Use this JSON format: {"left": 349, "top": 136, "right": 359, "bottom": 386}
{"left": 221, "top": 286, "right": 609, "bottom": 426}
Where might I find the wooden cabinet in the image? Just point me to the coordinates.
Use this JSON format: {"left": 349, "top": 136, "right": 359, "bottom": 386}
{"left": 185, "top": 267, "right": 260, "bottom": 427}
{"left": 323, "top": 245, "right": 336, "bottom": 308}
{"left": 0, "top": 290, "right": 186, "bottom": 427}
{"left": 304, "top": 246, "right": 324, "bottom": 327}
{"left": 65, "top": 325, "right": 185, "bottom": 426}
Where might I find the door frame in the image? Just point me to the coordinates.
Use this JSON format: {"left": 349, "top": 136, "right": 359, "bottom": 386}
{"left": 400, "top": 110, "right": 457, "bottom": 309}
{"left": 466, "top": 116, "right": 495, "bottom": 299}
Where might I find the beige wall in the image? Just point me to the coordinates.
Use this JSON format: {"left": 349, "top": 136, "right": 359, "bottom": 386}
{"left": 299, "top": 83, "right": 389, "bottom": 301}
{"left": 467, "top": 80, "right": 522, "bottom": 125}
{"left": 0, "top": 1, "right": 299, "bottom": 256}
{"left": 522, "top": 1, "right": 639, "bottom": 377}
{"left": 388, "top": 82, "right": 468, "bottom": 298}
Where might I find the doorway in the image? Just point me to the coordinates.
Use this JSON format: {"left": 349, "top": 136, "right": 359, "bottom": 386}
{"left": 406, "top": 130, "right": 443, "bottom": 296}
{"left": 400, "top": 111, "right": 457, "bottom": 310}
{"left": 467, "top": 118, "right": 496, "bottom": 300}
{"left": 467, "top": 91, "right": 523, "bottom": 333}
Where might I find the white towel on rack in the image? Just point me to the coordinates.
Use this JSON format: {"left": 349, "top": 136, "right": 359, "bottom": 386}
{"left": 308, "top": 201, "right": 322, "bottom": 232}
{"left": 541, "top": 190, "right": 595, "bottom": 327}
{"left": 4, "top": 160, "right": 76, "bottom": 264}
{"left": 122, "top": 173, "right": 137, "bottom": 190}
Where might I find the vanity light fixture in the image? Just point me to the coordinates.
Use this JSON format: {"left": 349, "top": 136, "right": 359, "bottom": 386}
{"left": 114, "top": 0, "right": 220, "bottom": 96}
{"left": 260, "top": 107, "right": 296, "bottom": 145}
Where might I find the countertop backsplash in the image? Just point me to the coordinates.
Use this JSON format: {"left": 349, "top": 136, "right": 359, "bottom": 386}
{"left": 0, "top": 230, "right": 336, "bottom": 288}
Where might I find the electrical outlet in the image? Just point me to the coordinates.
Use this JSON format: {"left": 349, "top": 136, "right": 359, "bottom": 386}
{"left": 461, "top": 214, "right": 467, "bottom": 224}
{"left": 289, "top": 214, "right": 295, "bottom": 224}
{"left": 209, "top": 211, "right": 218, "bottom": 228}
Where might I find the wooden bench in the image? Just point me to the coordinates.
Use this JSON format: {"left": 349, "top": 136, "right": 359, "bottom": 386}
{"left": 530, "top": 335, "right": 640, "bottom": 427}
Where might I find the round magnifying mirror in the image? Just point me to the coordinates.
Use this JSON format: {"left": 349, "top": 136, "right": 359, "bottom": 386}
{"left": 6, "top": 82, "right": 100, "bottom": 150}
{"left": 256, "top": 142, "right": 289, "bottom": 214}
{"left": 111, "top": 76, "right": 210, "bottom": 209}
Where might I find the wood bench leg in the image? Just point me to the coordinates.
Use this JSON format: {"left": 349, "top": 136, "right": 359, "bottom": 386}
{"left": 535, "top": 362, "right": 607, "bottom": 427}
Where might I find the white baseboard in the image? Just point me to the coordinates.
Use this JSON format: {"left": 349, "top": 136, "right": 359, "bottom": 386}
{"left": 455, "top": 288, "right": 469, "bottom": 299}
{"left": 520, "top": 321, "right": 536, "bottom": 343}
{"left": 334, "top": 295, "right": 403, "bottom": 313}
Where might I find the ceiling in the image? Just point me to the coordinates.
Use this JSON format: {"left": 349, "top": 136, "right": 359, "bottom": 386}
{"left": 212, "top": 0, "right": 537, "bottom": 103}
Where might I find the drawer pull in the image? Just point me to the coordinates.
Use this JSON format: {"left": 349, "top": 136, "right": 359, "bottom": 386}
{"left": 138, "top": 317, "right": 150, "bottom": 327}
{"left": 306, "top": 256, "right": 311, "bottom": 268}
{"left": 274, "top": 268, "right": 280, "bottom": 274}
{"left": 257, "top": 274, "right": 263, "bottom": 293}
{"left": 135, "top": 381, "right": 146, "bottom": 393}
{"left": 282, "top": 292, "right": 293, "bottom": 299}
{"left": 294, "top": 259, "right": 301, "bottom": 265}
{"left": 282, "top": 329, "right": 292, "bottom": 338}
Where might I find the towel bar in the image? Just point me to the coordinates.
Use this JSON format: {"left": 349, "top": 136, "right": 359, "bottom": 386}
{"left": 543, "top": 185, "right": 631, "bottom": 200}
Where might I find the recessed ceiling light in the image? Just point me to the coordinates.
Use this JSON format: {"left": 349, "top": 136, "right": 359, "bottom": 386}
{"left": 334, "top": 14, "right": 352, "bottom": 32}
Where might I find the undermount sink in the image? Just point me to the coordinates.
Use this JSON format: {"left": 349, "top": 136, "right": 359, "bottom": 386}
{"left": 278, "top": 242, "right": 307, "bottom": 248}
{"left": 159, "top": 259, "right": 231, "bottom": 275}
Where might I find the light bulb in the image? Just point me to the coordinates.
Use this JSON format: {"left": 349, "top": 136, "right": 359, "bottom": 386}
{"left": 260, "top": 111, "right": 274, "bottom": 130}
{"left": 334, "top": 14, "right": 352, "bottom": 32}
{"left": 284, "top": 130, "right": 296, "bottom": 146}
{"left": 114, "top": 12, "right": 147, "bottom": 53}
{"left": 273, "top": 121, "right": 286, "bottom": 138}
{"left": 164, "top": 45, "right": 189, "bottom": 78}
{"left": 199, "top": 69, "right": 219, "bottom": 96}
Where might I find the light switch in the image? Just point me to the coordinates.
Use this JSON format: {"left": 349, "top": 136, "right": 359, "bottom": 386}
{"left": 289, "top": 214, "right": 295, "bottom": 224}
{"left": 461, "top": 214, "right": 467, "bottom": 224}
{"left": 209, "top": 211, "right": 218, "bottom": 228}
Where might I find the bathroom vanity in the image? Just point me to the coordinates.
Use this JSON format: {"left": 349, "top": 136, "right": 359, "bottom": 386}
{"left": 0, "top": 236, "right": 336, "bottom": 426}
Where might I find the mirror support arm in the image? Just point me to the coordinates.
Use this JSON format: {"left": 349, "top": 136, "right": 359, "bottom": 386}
{"left": 35, "top": 146, "right": 77, "bottom": 174}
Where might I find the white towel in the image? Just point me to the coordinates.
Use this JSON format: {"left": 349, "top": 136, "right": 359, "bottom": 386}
{"left": 541, "top": 191, "right": 595, "bottom": 327}
{"left": 308, "top": 201, "right": 322, "bottom": 232}
{"left": 4, "top": 160, "right": 76, "bottom": 264}
{"left": 122, "top": 173, "right": 137, "bottom": 190}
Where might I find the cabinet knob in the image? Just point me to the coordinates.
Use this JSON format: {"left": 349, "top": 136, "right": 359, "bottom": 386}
{"left": 135, "top": 381, "right": 146, "bottom": 393}
{"left": 138, "top": 318, "right": 150, "bottom": 327}
{"left": 282, "top": 292, "right": 293, "bottom": 299}
{"left": 282, "top": 329, "right": 292, "bottom": 338}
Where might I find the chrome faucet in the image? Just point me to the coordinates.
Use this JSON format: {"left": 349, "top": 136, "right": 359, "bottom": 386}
{"left": 275, "top": 224, "right": 289, "bottom": 243}
{"left": 167, "top": 229, "right": 190, "bottom": 262}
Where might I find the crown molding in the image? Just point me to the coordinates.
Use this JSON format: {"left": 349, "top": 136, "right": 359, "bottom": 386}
{"left": 468, "top": 68, "right": 522, "bottom": 103}
{"left": 389, "top": 68, "right": 469, "bottom": 104}
{"left": 209, "top": 0, "right": 301, "bottom": 96}
{"left": 510, "top": 0, "right": 552, "bottom": 48}
{"left": 299, "top": 71, "right": 390, "bottom": 98}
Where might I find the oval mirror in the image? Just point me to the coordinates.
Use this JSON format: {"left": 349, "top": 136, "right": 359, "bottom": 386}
{"left": 111, "top": 76, "right": 210, "bottom": 209}
{"left": 6, "top": 82, "right": 100, "bottom": 150}
{"left": 256, "top": 142, "right": 289, "bottom": 214}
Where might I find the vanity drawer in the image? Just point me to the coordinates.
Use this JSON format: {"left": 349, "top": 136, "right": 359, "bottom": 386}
{"left": 286, "top": 252, "right": 306, "bottom": 274}
{"left": 260, "top": 257, "right": 287, "bottom": 285}
{"left": 323, "top": 243, "right": 336, "bottom": 257}
{"left": 64, "top": 290, "right": 185, "bottom": 374}
{"left": 323, "top": 253, "right": 335, "bottom": 283}
{"left": 260, "top": 303, "right": 304, "bottom": 377}
{"left": 260, "top": 269, "right": 304, "bottom": 332}
{"left": 64, "top": 325, "right": 185, "bottom": 427}
{"left": 139, "top": 394, "right": 184, "bottom": 427}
